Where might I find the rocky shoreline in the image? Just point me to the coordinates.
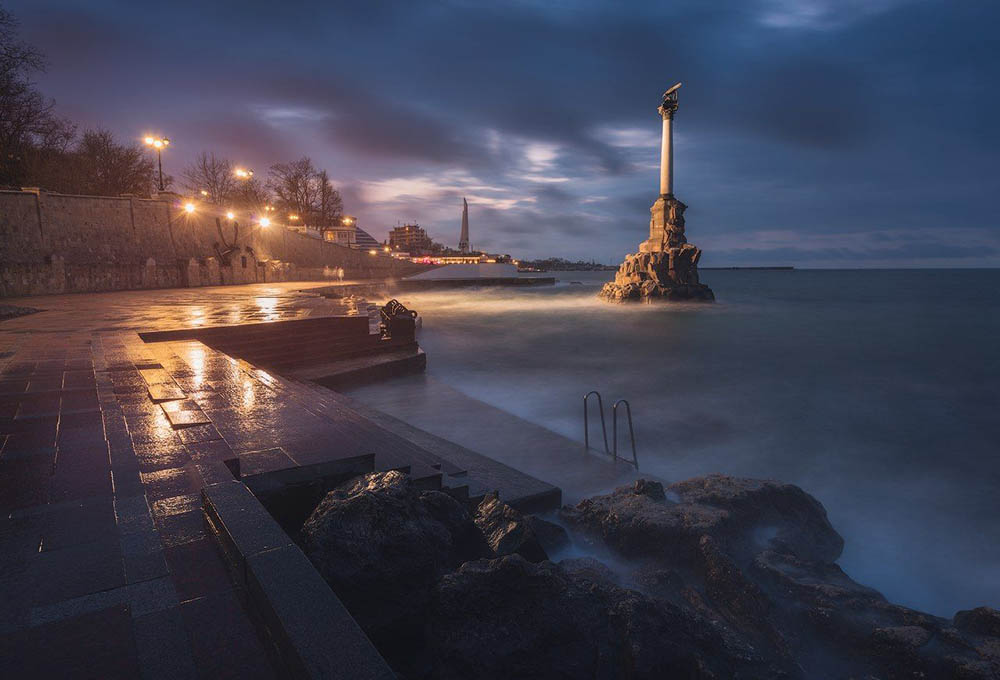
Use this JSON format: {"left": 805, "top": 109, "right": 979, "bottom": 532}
{"left": 300, "top": 471, "right": 1000, "bottom": 679}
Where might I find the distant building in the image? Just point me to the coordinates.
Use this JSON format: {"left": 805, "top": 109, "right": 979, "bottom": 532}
{"left": 354, "top": 227, "right": 381, "bottom": 250}
{"left": 389, "top": 223, "right": 434, "bottom": 254}
{"left": 321, "top": 215, "right": 358, "bottom": 247}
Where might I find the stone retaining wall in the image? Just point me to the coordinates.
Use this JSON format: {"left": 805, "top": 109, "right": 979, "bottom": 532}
{"left": 0, "top": 189, "right": 423, "bottom": 296}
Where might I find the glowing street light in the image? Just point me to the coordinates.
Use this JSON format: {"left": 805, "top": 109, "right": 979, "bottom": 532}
{"left": 288, "top": 214, "right": 299, "bottom": 221}
{"left": 234, "top": 168, "right": 254, "bottom": 179}
{"left": 226, "top": 211, "right": 235, "bottom": 220}
{"left": 259, "top": 217, "right": 271, "bottom": 228}
{"left": 368, "top": 249, "right": 377, "bottom": 256}
{"left": 144, "top": 135, "right": 170, "bottom": 191}
{"left": 183, "top": 202, "right": 195, "bottom": 213}
{"left": 199, "top": 189, "right": 209, "bottom": 197}
{"left": 342, "top": 217, "right": 353, "bottom": 225}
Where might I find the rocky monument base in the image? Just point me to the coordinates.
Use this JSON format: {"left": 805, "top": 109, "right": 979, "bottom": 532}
{"left": 600, "top": 195, "right": 715, "bottom": 303}
{"left": 599, "top": 247, "right": 715, "bottom": 302}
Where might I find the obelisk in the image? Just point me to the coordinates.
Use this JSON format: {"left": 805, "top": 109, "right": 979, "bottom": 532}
{"left": 599, "top": 83, "right": 715, "bottom": 303}
{"left": 459, "top": 198, "right": 470, "bottom": 253}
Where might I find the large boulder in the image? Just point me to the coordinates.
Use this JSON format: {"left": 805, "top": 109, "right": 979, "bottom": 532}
{"left": 562, "top": 476, "right": 842, "bottom": 565}
{"left": 301, "top": 471, "right": 488, "bottom": 647}
{"left": 474, "top": 492, "right": 569, "bottom": 562}
{"left": 425, "top": 554, "right": 781, "bottom": 680}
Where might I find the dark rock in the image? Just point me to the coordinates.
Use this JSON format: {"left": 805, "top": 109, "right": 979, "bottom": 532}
{"left": 633, "top": 478, "right": 666, "bottom": 501}
{"left": 955, "top": 607, "right": 1000, "bottom": 638}
{"left": 561, "top": 474, "right": 1000, "bottom": 679}
{"left": 558, "top": 556, "right": 619, "bottom": 587}
{"left": 473, "top": 493, "right": 570, "bottom": 561}
{"left": 301, "top": 471, "right": 487, "bottom": 645}
{"left": 561, "top": 474, "right": 842, "bottom": 566}
{"left": 425, "top": 554, "right": 769, "bottom": 680}
{"left": 474, "top": 492, "right": 548, "bottom": 562}
{"left": 527, "top": 515, "right": 571, "bottom": 555}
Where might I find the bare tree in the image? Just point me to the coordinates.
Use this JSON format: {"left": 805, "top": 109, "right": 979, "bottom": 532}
{"left": 183, "top": 152, "right": 234, "bottom": 204}
{"left": 268, "top": 156, "right": 321, "bottom": 226}
{"left": 74, "top": 129, "right": 156, "bottom": 196}
{"left": 315, "top": 169, "right": 343, "bottom": 227}
{"left": 0, "top": 7, "right": 75, "bottom": 187}
{"left": 233, "top": 175, "right": 270, "bottom": 211}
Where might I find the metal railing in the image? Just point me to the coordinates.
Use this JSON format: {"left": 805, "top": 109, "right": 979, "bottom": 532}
{"left": 612, "top": 399, "right": 638, "bottom": 470}
{"left": 583, "top": 391, "right": 638, "bottom": 470}
{"left": 583, "top": 391, "right": 609, "bottom": 454}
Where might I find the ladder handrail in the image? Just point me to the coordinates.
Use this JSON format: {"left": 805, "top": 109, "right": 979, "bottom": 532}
{"left": 612, "top": 399, "right": 639, "bottom": 470}
{"left": 583, "top": 391, "right": 610, "bottom": 454}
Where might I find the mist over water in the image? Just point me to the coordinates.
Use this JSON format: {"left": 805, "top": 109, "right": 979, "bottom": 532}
{"left": 351, "top": 269, "right": 1000, "bottom": 616}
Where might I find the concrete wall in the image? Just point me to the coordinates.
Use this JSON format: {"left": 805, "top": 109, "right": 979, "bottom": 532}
{"left": 0, "top": 190, "right": 425, "bottom": 297}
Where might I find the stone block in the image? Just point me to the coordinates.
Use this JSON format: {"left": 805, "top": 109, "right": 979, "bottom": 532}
{"left": 201, "top": 480, "right": 293, "bottom": 586}
{"left": 246, "top": 544, "right": 395, "bottom": 680}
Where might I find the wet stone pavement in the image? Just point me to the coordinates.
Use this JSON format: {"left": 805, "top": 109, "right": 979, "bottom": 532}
{"left": 0, "top": 282, "right": 383, "bottom": 679}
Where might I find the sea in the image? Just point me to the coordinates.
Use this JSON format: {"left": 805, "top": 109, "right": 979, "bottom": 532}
{"left": 345, "top": 268, "right": 1000, "bottom": 617}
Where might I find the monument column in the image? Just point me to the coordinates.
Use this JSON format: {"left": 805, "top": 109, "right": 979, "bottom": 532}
{"left": 600, "top": 81, "right": 713, "bottom": 302}
{"left": 658, "top": 83, "right": 680, "bottom": 196}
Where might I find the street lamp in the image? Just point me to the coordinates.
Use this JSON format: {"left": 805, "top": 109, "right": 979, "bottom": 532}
{"left": 144, "top": 136, "right": 170, "bottom": 191}
{"left": 234, "top": 168, "right": 254, "bottom": 179}
{"left": 183, "top": 202, "right": 195, "bottom": 213}
{"left": 226, "top": 210, "right": 235, "bottom": 220}
{"left": 259, "top": 217, "right": 271, "bottom": 228}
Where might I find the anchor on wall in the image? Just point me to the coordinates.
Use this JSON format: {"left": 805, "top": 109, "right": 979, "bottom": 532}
{"left": 213, "top": 217, "right": 239, "bottom": 267}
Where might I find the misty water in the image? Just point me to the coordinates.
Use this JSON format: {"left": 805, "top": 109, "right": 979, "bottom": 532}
{"left": 347, "top": 269, "right": 1000, "bottom": 616}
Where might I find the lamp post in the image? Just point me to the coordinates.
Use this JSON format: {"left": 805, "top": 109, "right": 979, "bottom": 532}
{"left": 144, "top": 136, "right": 170, "bottom": 191}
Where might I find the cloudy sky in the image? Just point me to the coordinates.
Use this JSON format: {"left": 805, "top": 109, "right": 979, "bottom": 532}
{"left": 10, "top": 0, "right": 1000, "bottom": 266}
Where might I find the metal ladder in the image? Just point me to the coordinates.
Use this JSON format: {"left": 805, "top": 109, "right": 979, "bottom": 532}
{"left": 583, "top": 391, "right": 638, "bottom": 470}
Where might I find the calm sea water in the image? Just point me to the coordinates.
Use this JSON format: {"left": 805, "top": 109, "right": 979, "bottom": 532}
{"left": 351, "top": 269, "right": 1000, "bottom": 616}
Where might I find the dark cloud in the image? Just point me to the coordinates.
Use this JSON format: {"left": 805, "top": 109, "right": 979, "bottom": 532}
{"left": 6, "top": 0, "right": 1000, "bottom": 265}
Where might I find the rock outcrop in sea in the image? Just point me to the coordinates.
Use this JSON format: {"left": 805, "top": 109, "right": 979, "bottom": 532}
{"left": 302, "top": 471, "right": 1000, "bottom": 679}
{"left": 600, "top": 196, "right": 715, "bottom": 303}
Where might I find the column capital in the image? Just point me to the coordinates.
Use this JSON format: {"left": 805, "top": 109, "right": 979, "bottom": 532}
{"left": 658, "top": 83, "right": 681, "bottom": 119}
{"left": 658, "top": 102, "right": 678, "bottom": 119}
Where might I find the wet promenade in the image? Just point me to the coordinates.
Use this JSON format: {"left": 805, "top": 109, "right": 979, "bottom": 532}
{"left": 0, "top": 282, "right": 375, "bottom": 678}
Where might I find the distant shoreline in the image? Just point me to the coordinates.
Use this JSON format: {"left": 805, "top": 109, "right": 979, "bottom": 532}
{"left": 700, "top": 266, "right": 795, "bottom": 270}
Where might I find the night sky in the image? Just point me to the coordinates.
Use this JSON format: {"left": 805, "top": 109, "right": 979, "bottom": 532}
{"left": 11, "top": 0, "right": 1000, "bottom": 266}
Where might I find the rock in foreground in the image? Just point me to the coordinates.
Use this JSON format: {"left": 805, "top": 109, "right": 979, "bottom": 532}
{"left": 302, "top": 471, "right": 1000, "bottom": 679}
{"left": 301, "top": 471, "right": 487, "bottom": 650}
{"left": 561, "top": 476, "right": 1000, "bottom": 679}
{"left": 426, "top": 554, "right": 773, "bottom": 680}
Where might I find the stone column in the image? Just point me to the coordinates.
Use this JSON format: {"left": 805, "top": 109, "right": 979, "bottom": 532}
{"left": 660, "top": 113, "right": 673, "bottom": 196}
{"left": 658, "top": 84, "right": 680, "bottom": 197}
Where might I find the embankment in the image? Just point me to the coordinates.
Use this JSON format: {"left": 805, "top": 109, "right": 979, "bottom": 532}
{"left": 0, "top": 189, "right": 424, "bottom": 296}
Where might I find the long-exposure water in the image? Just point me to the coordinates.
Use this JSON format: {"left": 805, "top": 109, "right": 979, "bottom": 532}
{"left": 346, "top": 268, "right": 1000, "bottom": 616}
